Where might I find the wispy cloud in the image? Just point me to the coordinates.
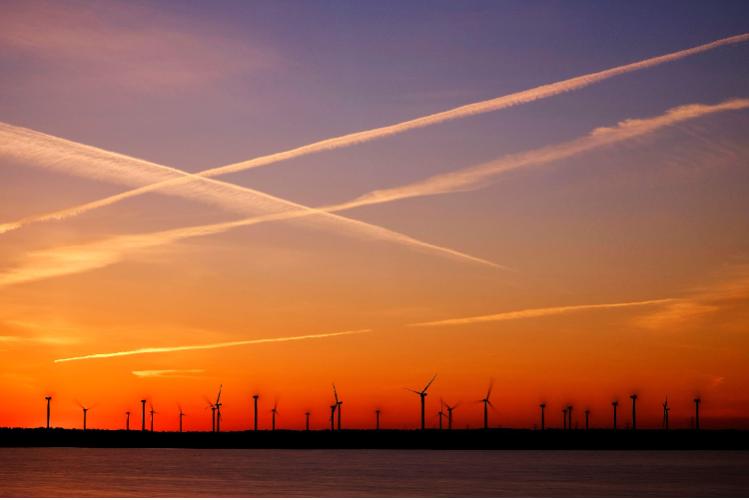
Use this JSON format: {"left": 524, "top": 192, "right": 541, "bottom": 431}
{"left": 3, "top": 32, "right": 746, "bottom": 229}
{"left": 2, "top": 99, "right": 743, "bottom": 288}
{"left": 0, "top": 123, "right": 502, "bottom": 270}
{"left": 132, "top": 369, "right": 205, "bottom": 379}
{"left": 346, "top": 99, "right": 749, "bottom": 207}
{"left": 53, "top": 328, "right": 371, "bottom": 363}
{"left": 0, "top": 0, "right": 276, "bottom": 90}
{"left": 409, "top": 299, "right": 673, "bottom": 327}
{"left": 635, "top": 266, "right": 749, "bottom": 330}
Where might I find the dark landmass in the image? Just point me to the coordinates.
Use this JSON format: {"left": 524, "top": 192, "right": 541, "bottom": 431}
{"left": 1, "top": 428, "right": 748, "bottom": 450}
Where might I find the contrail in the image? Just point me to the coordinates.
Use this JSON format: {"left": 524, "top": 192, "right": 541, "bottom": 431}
{"left": 343, "top": 99, "right": 749, "bottom": 207}
{"left": 409, "top": 299, "right": 674, "bottom": 327}
{"left": 0, "top": 124, "right": 500, "bottom": 269}
{"left": 1, "top": 98, "right": 743, "bottom": 288}
{"left": 3, "top": 32, "right": 747, "bottom": 230}
{"left": 54, "top": 328, "right": 371, "bottom": 363}
{"left": 132, "top": 369, "right": 205, "bottom": 378}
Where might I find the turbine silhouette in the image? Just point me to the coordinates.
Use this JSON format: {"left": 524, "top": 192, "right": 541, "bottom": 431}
{"left": 125, "top": 411, "right": 130, "bottom": 431}
{"left": 140, "top": 399, "right": 147, "bottom": 432}
{"left": 612, "top": 400, "right": 618, "bottom": 430}
{"left": 252, "top": 394, "right": 259, "bottom": 431}
{"left": 539, "top": 402, "right": 546, "bottom": 431}
{"left": 478, "top": 381, "right": 494, "bottom": 430}
{"left": 694, "top": 397, "right": 701, "bottom": 430}
{"left": 44, "top": 396, "right": 52, "bottom": 430}
{"left": 407, "top": 374, "right": 436, "bottom": 430}
{"left": 333, "top": 384, "right": 343, "bottom": 431}
{"left": 630, "top": 394, "right": 638, "bottom": 431}
{"left": 271, "top": 401, "right": 278, "bottom": 431}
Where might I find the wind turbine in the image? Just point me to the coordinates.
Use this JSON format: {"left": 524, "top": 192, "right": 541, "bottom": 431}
{"left": 252, "top": 394, "right": 259, "bottom": 431}
{"left": 562, "top": 407, "right": 568, "bottom": 430}
{"left": 694, "top": 397, "right": 701, "bottom": 430}
{"left": 375, "top": 409, "right": 381, "bottom": 430}
{"left": 179, "top": 406, "right": 185, "bottom": 433}
{"left": 539, "top": 403, "right": 546, "bottom": 431}
{"left": 479, "top": 381, "right": 494, "bottom": 430}
{"left": 612, "top": 400, "right": 618, "bottom": 430}
{"left": 333, "top": 384, "right": 343, "bottom": 431}
{"left": 80, "top": 404, "right": 89, "bottom": 431}
{"left": 567, "top": 405, "right": 574, "bottom": 430}
{"left": 305, "top": 411, "right": 311, "bottom": 431}
{"left": 630, "top": 394, "right": 638, "bottom": 431}
{"left": 329, "top": 402, "right": 337, "bottom": 431}
{"left": 45, "top": 396, "right": 52, "bottom": 430}
{"left": 141, "top": 399, "right": 147, "bottom": 431}
{"left": 149, "top": 404, "right": 157, "bottom": 432}
{"left": 125, "top": 411, "right": 131, "bottom": 431}
{"left": 204, "top": 398, "right": 215, "bottom": 432}
{"left": 662, "top": 398, "right": 670, "bottom": 430}
{"left": 271, "top": 402, "right": 278, "bottom": 431}
{"left": 444, "top": 401, "right": 459, "bottom": 430}
{"left": 437, "top": 400, "right": 445, "bottom": 430}
{"left": 214, "top": 385, "right": 223, "bottom": 433}
{"left": 584, "top": 409, "right": 590, "bottom": 431}
{"left": 407, "top": 374, "right": 436, "bottom": 430}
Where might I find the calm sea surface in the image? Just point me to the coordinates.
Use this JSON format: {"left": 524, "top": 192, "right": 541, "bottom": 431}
{"left": 0, "top": 448, "right": 748, "bottom": 497}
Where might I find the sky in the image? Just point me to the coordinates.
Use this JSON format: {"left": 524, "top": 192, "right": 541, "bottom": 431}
{"left": 1, "top": 0, "right": 749, "bottom": 432}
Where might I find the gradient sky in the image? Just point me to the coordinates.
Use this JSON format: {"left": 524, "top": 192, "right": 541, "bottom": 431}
{"left": 1, "top": 0, "right": 749, "bottom": 432}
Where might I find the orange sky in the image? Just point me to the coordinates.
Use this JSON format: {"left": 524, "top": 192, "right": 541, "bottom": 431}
{"left": 1, "top": 1, "right": 749, "bottom": 431}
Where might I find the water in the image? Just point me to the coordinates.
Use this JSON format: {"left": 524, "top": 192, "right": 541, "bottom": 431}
{"left": 1, "top": 448, "right": 748, "bottom": 497}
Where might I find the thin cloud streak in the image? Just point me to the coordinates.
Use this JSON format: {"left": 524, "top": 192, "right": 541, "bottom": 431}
{"left": 1, "top": 99, "right": 743, "bottom": 288}
{"left": 410, "top": 299, "right": 674, "bottom": 327}
{"left": 4, "top": 32, "right": 747, "bottom": 228}
{"left": 131, "top": 369, "right": 205, "bottom": 378}
{"left": 345, "top": 99, "right": 749, "bottom": 207}
{"left": 53, "top": 328, "right": 371, "bottom": 363}
{"left": 0, "top": 123, "right": 500, "bottom": 269}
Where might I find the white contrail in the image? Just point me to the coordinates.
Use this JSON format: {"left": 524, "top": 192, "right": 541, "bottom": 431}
{"left": 1, "top": 98, "right": 743, "bottom": 288}
{"left": 409, "top": 299, "right": 674, "bottom": 327}
{"left": 3, "top": 32, "right": 747, "bottom": 230}
{"left": 131, "top": 369, "right": 205, "bottom": 378}
{"left": 54, "top": 328, "right": 371, "bottom": 363}
{"left": 343, "top": 99, "right": 749, "bottom": 207}
{"left": 0, "top": 124, "right": 500, "bottom": 269}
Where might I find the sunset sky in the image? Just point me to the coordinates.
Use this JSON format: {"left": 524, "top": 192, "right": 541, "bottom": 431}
{"left": 1, "top": 0, "right": 749, "bottom": 432}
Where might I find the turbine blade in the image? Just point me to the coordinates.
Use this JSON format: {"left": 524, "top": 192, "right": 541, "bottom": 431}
{"left": 423, "top": 374, "right": 437, "bottom": 392}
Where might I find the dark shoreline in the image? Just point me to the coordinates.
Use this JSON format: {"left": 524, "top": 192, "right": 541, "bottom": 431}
{"left": 2, "top": 428, "right": 748, "bottom": 450}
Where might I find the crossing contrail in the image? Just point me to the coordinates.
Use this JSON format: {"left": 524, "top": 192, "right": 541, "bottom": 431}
{"left": 54, "top": 328, "right": 372, "bottom": 363}
{"left": 3, "top": 32, "right": 747, "bottom": 232}
{"left": 0, "top": 124, "right": 501, "bottom": 269}
{"left": 1, "top": 98, "right": 744, "bottom": 288}
{"left": 343, "top": 99, "right": 749, "bottom": 207}
{"left": 409, "top": 299, "right": 674, "bottom": 327}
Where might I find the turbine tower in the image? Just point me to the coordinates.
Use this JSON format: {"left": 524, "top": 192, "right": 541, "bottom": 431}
{"left": 375, "top": 409, "right": 381, "bottom": 431}
{"left": 662, "top": 398, "right": 670, "bottom": 430}
{"left": 694, "top": 397, "right": 701, "bottom": 430}
{"left": 437, "top": 400, "right": 445, "bottom": 431}
{"left": 333, "top": 384, "right": 343, "bottom": 431}
{"left": 271, "top": 402, "right": 278, "bottom": 431}
{"left": 81, "top": 406, "right": 88, "bottom": 431}
{"left": 408, "top": 374, "right": 436, "bottom": 430}
{"left": 214, "top": 385, "right": 223, "bottom": 433}
{"left": 444, "top": 401, "right": 458, "bottom": 430}
{"left": 305, "top": 411, "right": 311, "bottom": 431}
{"left": 479, "top": 381, "right": 494, "bottom": 430}
{"left": 562, "top": 407, "right": 568, "bottom": 430}
{"left": 125, "top": 411, "right": 130, "bottom": 431}
{"left": 45, "top": 396, "right": 52, "bottom": 430}
{"left": 585, "top": 409, "right": 590, "bottom": 431}
{"left": 329, "top": 403, "right": 337, "bottom": 431}
{"left": 179, "top": 406, "right": 185, "bottom": 433}
{"left": 567, "top": 405, "right": 574, "bottom": 430}
{"left": 539, "top": 403, "right": 546, "bottom": 431}
{"left": 149, "top": 405, "right": 157, "bottom": 432}
{"left": 630, "top": 394, "right": 638, "bottom": 431}
{"left": 612, "top": 400, "right": 618, "bottom": 430}
{"left": 252, "top": 394, "right": 259, "bottom": 431}
{"left": 141, "top": 399, "right": 147, "bottom": 432}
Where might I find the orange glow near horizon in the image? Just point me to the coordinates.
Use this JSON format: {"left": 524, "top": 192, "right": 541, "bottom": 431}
{"left": 2, "top": 2, "right": 749, "bottom": 433}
